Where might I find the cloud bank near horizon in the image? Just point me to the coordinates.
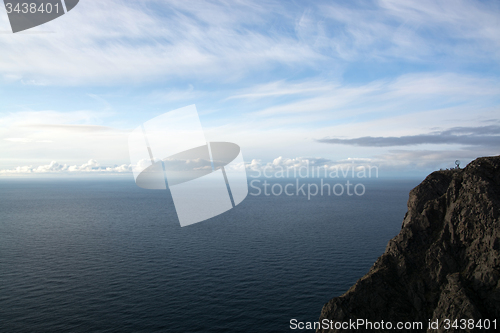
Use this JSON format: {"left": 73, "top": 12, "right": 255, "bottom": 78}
{"left": 1, "top": 153, "right": 490, "bottom": 177}
{"left": 318, "top": 125, "right": 500, "bottom": 147}
{"left": 0, "top": 160, "right": 131, "bottom": 174}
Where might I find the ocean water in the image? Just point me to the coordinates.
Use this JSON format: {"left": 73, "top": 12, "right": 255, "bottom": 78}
{"left": 0, "top": 177, "right": 420, "bottom": 332}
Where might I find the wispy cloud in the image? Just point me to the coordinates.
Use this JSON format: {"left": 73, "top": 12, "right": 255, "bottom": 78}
{"left": 225, "top": 80, "right": 337, "bottom": 100}
{"left": 147, "top": 85, "right": 206, "bottom": 103}
{"left": 20, "top": 124, "right": 117, "bottom": 132}
{"left": 4, "top": 137, "right": 53, "bottom": 143}
{"left": 2, "top": 0, "right": 498, "bottom": 85}
{"left": 0, "top": 0, "right": 321, "bottom": 85}
{"left": 237, "top": 73, "right": 500, "bottom": 127}
{"left": 0, "top": 110, "right": 130, "bottom": 169}
{"left": 318, "top": 0, "right": 500, "bottom": 61}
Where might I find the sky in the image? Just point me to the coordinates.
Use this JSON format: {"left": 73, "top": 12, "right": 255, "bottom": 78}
{"left": 0, "top": 0, "right": 499, "bottom": 178}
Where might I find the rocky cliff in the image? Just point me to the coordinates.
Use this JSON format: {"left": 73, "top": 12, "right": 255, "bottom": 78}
{"left": 317, "top": 156, "right": 500, "bottom": 332}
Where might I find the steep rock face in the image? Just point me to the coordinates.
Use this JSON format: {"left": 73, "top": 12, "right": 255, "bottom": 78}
{"left": 317, "top": 156, "right": 500, "bottom": 332}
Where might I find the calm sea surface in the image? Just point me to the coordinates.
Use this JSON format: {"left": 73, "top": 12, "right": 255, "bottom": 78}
{"left": 0, "top": 178, "right": 420, "bottom": 332}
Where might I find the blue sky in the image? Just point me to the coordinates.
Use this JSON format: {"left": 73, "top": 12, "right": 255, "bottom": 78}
{"left": 0, "top": 0, "right": 499, "bottom": 177}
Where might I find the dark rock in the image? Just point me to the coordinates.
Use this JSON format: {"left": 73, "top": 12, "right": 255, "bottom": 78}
{"left": 317, "top": 156, "right": 500, "bottom": 332}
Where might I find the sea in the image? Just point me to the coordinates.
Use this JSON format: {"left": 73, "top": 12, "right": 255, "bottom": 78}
{"left": 0, "top": 177, "right": 421, "bottom": 332}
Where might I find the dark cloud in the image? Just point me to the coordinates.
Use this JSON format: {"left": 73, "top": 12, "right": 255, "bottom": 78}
{"left": 318, "top": 125, "right": 500, "bottom": 147}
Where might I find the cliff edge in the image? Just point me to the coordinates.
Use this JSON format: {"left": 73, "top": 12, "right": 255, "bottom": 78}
{"left": 317, "top": 156, "right": 500, "bottom": 332}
